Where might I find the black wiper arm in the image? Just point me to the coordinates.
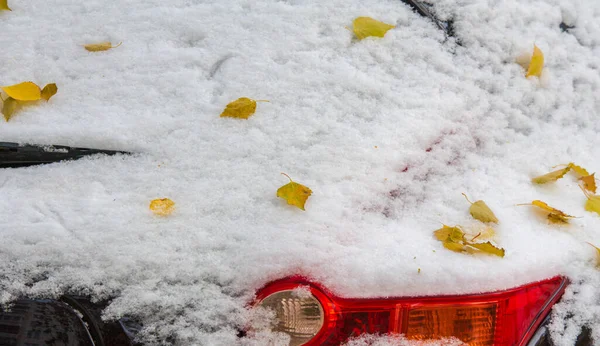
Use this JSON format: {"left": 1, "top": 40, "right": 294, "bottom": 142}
{"left": 400, "top": 0, "right": 454, "bottom": 38}
{"left": 0, "top": 142, "right": 129, "bottom": 168}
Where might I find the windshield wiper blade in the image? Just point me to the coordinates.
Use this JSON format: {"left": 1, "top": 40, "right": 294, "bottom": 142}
{"left": 0, "top": 142, "right": 129, "bottom": 168}
{"left": 400, "top": 0, "right": 454, "bottom": 38}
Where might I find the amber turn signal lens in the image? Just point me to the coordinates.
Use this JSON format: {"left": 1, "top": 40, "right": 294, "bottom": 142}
{"left": 406, "top": 303, "right": 497, "bottom": 346}
{"left": 258, "top": 290, "right": 324, "bottom": 346}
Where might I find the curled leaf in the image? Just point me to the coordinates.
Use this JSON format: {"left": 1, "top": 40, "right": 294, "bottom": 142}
{"left": 0, "top": 0, "right": 11, "bottom": 11}
{"left": 526, "top": 45, "right": 544, "bottom": 78}
{"left": 149, "top": 198, "right": 175, "bottom": 216}
{"left": 568, "top": 163, "right": 590, "bottom": 177}
{"left": 468, "top": 242, "right": 505, "bottom": 257}
{"left": 85, "top": 41, "right": 122, "bottom": 52}
{"left": 462, "top": 193, "right": 498, "bottom": 223}
{"left": 519, "top": 200, "right": 576, "bottom": 223}
{"left": 1, "top": 81, "right": 41, "bottom": 101}
{"left": 531, "top": 166, "right": 571, "bottom": 184}
{"left": 41, "top": 83, "right": 58, "bottom": 102}
{"left": 581, "top": 174, "right": 597, "bottom": 194}
{"left": 276, "top": 173, "right": 312, "bottom": 210}
{"left": 220, "top": 97, "right": 268, "bottom": 119}
{"left": 352, "top": 17, "right": 395, "bottom": 40}
{"left": 2, "top": 97, "right": 18, "bottom": 121}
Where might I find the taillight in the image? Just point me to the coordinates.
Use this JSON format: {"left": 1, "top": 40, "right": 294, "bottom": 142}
{"left": 252, "top": 276, "right": 567, "bottom": 346}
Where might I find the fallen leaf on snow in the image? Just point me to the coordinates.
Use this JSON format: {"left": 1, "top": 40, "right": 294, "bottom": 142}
{"left": 588, "top": 243, "right": 600, "bottom": 267}
{"left": 220, "top": 97, "right": 268, "bottom": 119}
{"left": 580, "top": 174, "right": 597, "bottom": 194}
{"left": 41, "top": 83, "right": 58, "bottom": 102}
{"left": 276, "top": 173, "right": 312, "bottom": 210}
{"left": 531, "top": 166, "right": 571, "bottom": 184}
{"left": 580, "top": 187, "right": 600, "bottom": 216}
{"left": 526, "top": 45, "right": 544, "bottom": 78}
{"left": 85, "top": 42, "right": 122, "bottom": 52}
{"left": 1, "top": 97, "right": 17, "bottom": 121}
{"left": 462, "top": 193, "right": 498, "bottom": 223}
{"left": 518, "top": 200, "right": 576, "bottom": 223}
{"left": 433, "top": 225, "right": 504, "bottom": 257}
{"left": 352, "top": 17, "right": 395, "bottom": 40}
{"left": 150, "top": 198, "right": 175, "bottom": 216}
{"left": 1, "top": 81, "right": 42, "bottom": 101}
{"left": 0, "top": 0, "right": 11, "bottom": 11}
{"left": 567, "top": 163, "right": 590, "bottom": 177}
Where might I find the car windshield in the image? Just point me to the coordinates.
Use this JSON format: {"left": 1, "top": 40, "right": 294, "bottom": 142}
{"left": 0, "top": 0, "right": 599, "bottom": 345}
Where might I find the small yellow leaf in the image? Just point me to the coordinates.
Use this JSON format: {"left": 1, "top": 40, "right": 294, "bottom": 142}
{"left": 220, "top": 97, "right": 262, "bottom": 119}
{"left": 434, "top": 225, "right": 464, "bottom": 242}
{"left": 2, "top": 97, "right": 18, "bottom": 121}
{"left": 41, "top": 83, "right": 58, "bottom": 102}
{"left": 462, "top": 194, "right": 498, "bottom": 223}
{"left": 149, "top": 198, "right": 175, "bottom": 216}
{"left": 584, "top": 195, "right": 600, "bottom": 216}
{"left": 1, "top": 82, "right": 41, "bottom": 101}
{"left": 0, "top": 0, "right": 11, "bottom": 11}
{"left": 468, "top": 242, "right": 505, "bottom": 258}
{"left": 84, "top": 42, "right": 122, "bottom": 52}
{"left": 531, "top": 166, "right": 571, "bottom": 184}
{"left": 276, "top": 173, "right": 312, "bottom": 210}
{"left": 352, "top": 17, "right": 395, "bottom": 40}
{"left": 526, "top": 45, "right": 544, "bottom": 78}
{"left": 581, "top": 174, "right": 597, "bottom": 194}
{"left": 520, "top": 200, "right": 576, "bottom": 222}
{"left": 443, "top": 241, "right": 466, "bottom": 253}
{"left": 568, "top": 163, "right": 590, "bottom": 177}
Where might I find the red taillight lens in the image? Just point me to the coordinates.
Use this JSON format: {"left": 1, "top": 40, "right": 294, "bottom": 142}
{"left": 253, "top": 276, "right": 567, "bottom": 346}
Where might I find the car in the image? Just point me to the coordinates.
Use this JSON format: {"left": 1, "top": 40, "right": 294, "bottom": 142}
{"left": 1, "top": 0, "right": 599, "bottom": 345}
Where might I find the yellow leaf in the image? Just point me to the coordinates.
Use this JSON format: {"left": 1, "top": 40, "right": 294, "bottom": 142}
{"left": 0, "top": 0, "right": 11, "bottom": 11}
{"left": 531, "top": 166, "right": 571, "bottom": 184}
{"left": 581, "top": 174, "right": 597, "bottom": 194}
{"left": 468, "top": 242, "right": 505, "bottom": 257}
{"left": 2, "top": 97, "right": 18, "bottom": 121}
{"left": 149, "top": 198, "right": 175, "bottom": 216}
{"left": 462, "top": 193, "right": 498, "bottom": 223}
{"left": 352, "top": 17, "right": 395, "bottom": 40}
{"left": 1, "top": 82, "right": 41, "bottom": 101}
{"left": 443, "top": 241, "right": 466, "bottom": 253}
{"left": 568, "top": 163, "right": 590, "bottom": 177}
{"left": 519, "top": 200, "right": 576, "bottom": 222}
{"left": 84, "top": 41, "right": 122, "bottom": 52}
{"left": 434, "top": 225, "right": 464, "bottom": 242}
{"left": 584, "top": 195, "right": 600, "bottom": 216}
{"left": 526, "top": 45, "right": 544, "bottom": 78}
{"left": 41, "top": 83, "right": 58, "bottom": 102}
{"left": 220, "top": 97, "right": 269, "bottom": 119}
{"left": 276, "top": 173, "right": 312, "bottom": 210}
{"left": 588, "top": 243, "right": 600, "bottom": 267}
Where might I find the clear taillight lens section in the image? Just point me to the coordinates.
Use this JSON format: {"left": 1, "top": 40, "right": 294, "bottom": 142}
{"left": 253, "top": 276, "right": 567, "bottom": 346}
{"left": 257, "top": 290, "right": 325, "bottom": 346}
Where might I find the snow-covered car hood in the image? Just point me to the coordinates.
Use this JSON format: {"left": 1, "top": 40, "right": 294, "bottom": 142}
{"left": 1, "top": 0, "right": 599, "bottom": 344}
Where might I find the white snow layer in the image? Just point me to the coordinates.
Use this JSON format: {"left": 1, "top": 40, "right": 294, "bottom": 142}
{"left": 1, "top": 0, "right": 599, "bottom": 344}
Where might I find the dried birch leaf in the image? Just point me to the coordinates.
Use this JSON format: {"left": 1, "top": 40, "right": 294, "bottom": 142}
{"left": 220, "top": 97, "right": 268, "bottom": 119}
{"left": 519, "top": 200, "right": 576, "bottom": 223}
{"left": 580, "top": 174, "right": 597, "bottom": 194}
{"left": 568, "top": 163, "right": 590, "bottom": 177}
{"left": 85, "top": 42, "right": 122, "bottom": 52}
{"left": 2, "top": 97, "right": 18, "bottom": 121}
{"left": 468, "top": 242, "right": 505, "bottom": 257}
{"left": 581, "top": 187, "right": 600, "bottom": 216}
{"left": 41, "top": 83, "right": 58, "bottom": 102}
{"left": 276, "top": 173, "right": 312, "bottom": 210}
{"left": 352, "top": 17, "right": 395, "bottom": 40}
{"left": 149, "top": 198, "right": 175, "bottom": 216}
{"left": 526, "top": 45, "right": 544, "bottom": 78}
{"left": 0, "top": 0, "right": 11, "bottom": 11}
{"left": 1, "top": 81, "right": 41, "bottom": 101}
{"left": 532, "top": 166, "right": 571, "bottom": 184}
{"left": 462, "top": 193, "right": 498, "bottom": 223}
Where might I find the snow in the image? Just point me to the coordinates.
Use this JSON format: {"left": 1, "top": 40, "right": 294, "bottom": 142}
{"left": 0, "top": 0, "right": 599, "bottom": 344}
